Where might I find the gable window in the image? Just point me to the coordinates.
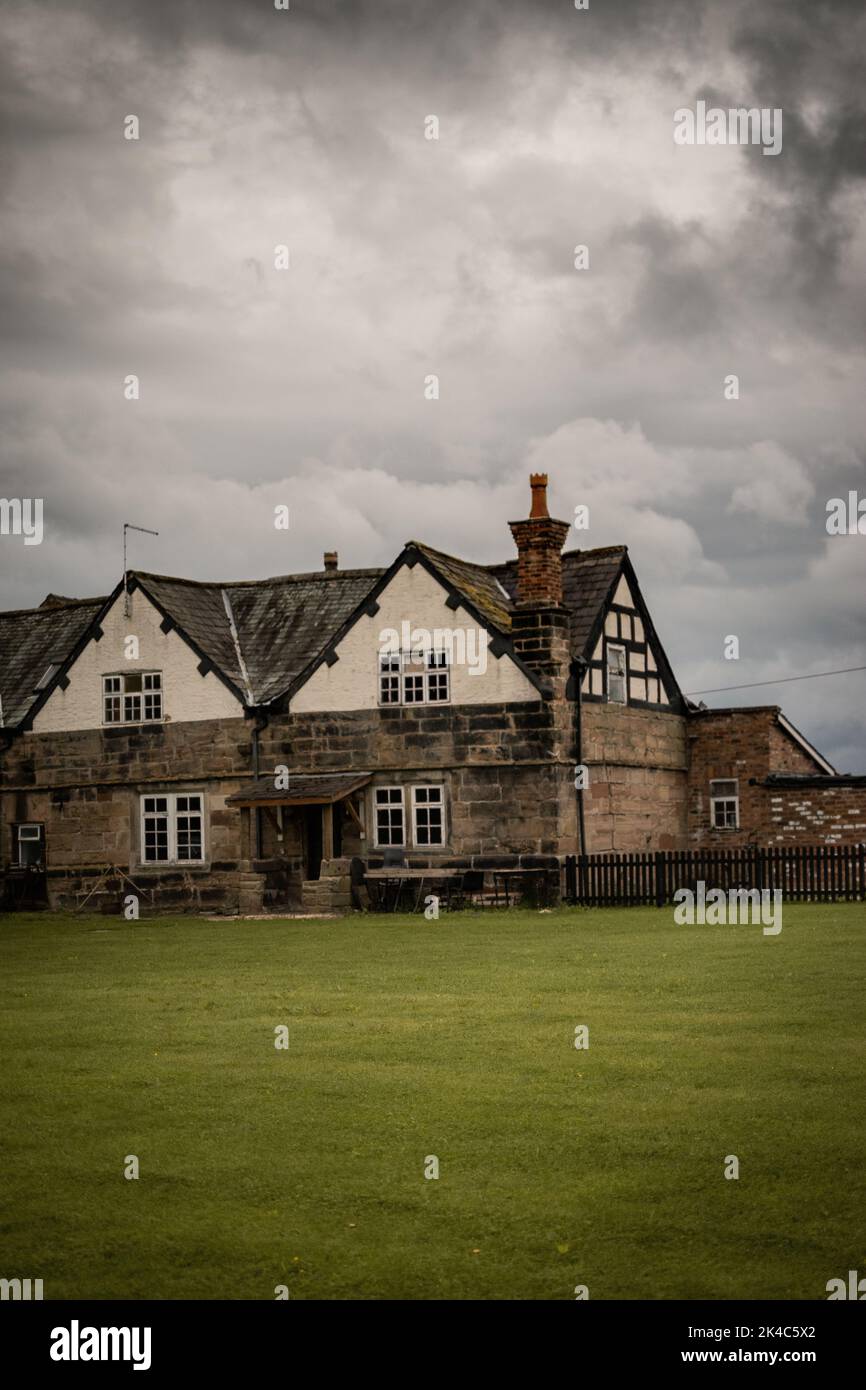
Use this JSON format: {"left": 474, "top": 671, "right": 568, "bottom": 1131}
{"left": 104, "top": 672, "right": 163, "bottom": 724}
{"left": 141, "top": 793, "right": 204, "bottom": 863}
{"left": 15, "top": 823, "right": 44, "bottom": 866}
{"left": 710, "top": 779, "right": 739, "bottom": 829}
{"left": 374, "top": 787, "right": 405, "bottom": 846}
{"left": 379, "top": 654, "right": 401, "bottom": 704}
{"left": 378, "top": 650, "right": 450, "bottom": 706}
{"left": 606, "top": 644, "right": 627, "bottom": 704}
{"left": 412, "top": 785, "right": 444, "bottom": 846}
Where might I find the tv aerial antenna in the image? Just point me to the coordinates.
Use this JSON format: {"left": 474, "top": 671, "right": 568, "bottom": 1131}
{"left": 123, "top": 522, "right": 159, "bottom": 616}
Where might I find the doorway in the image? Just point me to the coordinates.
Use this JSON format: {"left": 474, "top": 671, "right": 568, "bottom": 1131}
{"left": 303, "top": 807, "right": 323, "bottom": 880}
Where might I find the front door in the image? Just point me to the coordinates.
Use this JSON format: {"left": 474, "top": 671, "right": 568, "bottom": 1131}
{"left": 7, "top": 823, "right": 48, "bottom": 908}
{"left": 303, "top": 807, "right": 323, "bottom": 881}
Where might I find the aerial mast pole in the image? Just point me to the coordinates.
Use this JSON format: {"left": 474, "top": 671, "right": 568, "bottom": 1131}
{"left": 123, "top": 522, "right": 159, "bottom": 617}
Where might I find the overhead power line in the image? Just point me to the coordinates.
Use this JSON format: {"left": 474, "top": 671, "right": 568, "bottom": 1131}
{"left": 685, "top": 665, "right": 866, "bottom": 697}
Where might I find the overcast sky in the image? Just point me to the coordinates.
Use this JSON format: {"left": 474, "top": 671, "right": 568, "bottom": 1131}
{"left": 1, "top": 0, "right": 864, "bottom": 767}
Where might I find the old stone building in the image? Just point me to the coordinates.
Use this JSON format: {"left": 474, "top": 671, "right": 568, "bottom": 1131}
{"left": 1, "top": 474, "right": 862, "bottom": 913}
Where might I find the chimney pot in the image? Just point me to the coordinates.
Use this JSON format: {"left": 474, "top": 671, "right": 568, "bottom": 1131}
{"left": 323, "top": 551, "right": 338, "bottom": 573}
{"left": 529, "top": 473, "right": 550, "bottom": 519}
{"left": 508, "top": 473, "right": 570, "bottom": 607}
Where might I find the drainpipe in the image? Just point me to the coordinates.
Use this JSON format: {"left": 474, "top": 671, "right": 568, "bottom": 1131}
{"left": 570, "top": 657, "right": 587, "bottom": 856}
{"left": 251, "top": 710, "right": 269, "bottom": 861}
{"left": 0, "top": 727, "right": 12, "bottom": 901}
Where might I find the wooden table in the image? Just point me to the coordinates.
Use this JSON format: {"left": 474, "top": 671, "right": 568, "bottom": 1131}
{"left": 364, "top": 867, "right": 462, "bottom": 913}
{"left": 490, "top": 867, "right": 553, "bottom": 908}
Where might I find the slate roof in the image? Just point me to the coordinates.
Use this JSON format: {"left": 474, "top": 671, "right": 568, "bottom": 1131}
{"left": 226, "top": 772, "right": 372, "bottom": 806}
{"left": 135, "top": 547, "right": 631, "bottom": 703}
{"left": 411, "top": 541, "right": 514, "bottom": 632}
{"left": 488, "top": 546, "right": 626, "bottom": 656}
{"left": 0, "top": 544, "right": 637, "bottom": 730}
{"left": 134, "top": 569, "right": 386, "bottom": 706}
{"left": 0, "top": 595, "right": 107, "bottom": 729}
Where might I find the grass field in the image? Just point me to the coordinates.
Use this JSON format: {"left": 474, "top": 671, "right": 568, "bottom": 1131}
{"left": 1, "top": 903, "right": 864, "bottom": 1300}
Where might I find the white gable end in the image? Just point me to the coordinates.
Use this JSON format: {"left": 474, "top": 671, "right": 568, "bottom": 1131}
{"left": 32, "top": 588, "right": 242, "bottom": 732}
{"left": 291, "top": 562, "right": 538, "bottom": 712}
{"left": 581, "top": 567, "right": 671, "bottom": 707}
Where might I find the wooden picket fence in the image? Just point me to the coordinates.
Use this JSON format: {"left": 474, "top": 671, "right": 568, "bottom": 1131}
{"left": 563, "top": 843, "right": 866, "bottom": 907}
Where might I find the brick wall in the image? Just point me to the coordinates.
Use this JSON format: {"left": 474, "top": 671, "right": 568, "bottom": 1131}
{"left": 685, "top": 707, "right": 854, "bottom": 847}
{"left": 688, "top": 709, "right": 772, "bottom": 846}
{"left": 766, "top": 781, "right": 866, "bottom": 845}
{"left": 507, "top": 518, "right": 571, "bottom": 606}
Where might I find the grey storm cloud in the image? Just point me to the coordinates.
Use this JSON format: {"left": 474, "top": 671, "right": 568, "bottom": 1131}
{"left": 0, "top": 0, "right": 864, "bottom": 767}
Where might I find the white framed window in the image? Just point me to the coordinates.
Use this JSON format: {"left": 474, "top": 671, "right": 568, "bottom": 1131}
{"left": 710, "top": 779, "right": 739, "bottom": 829}
{"left": 104, "top": 672, "right": 163, "bottom": 724}
{"left": 606, "top": 644, "right": 627, "bottom": 704}
{"left": 16, "top": 823, "right": 44, "bottom": 866}
{"left": 411, "top": 785, "right": 444, "bottom": 846}
{"left": 378, "top": 653, "right": 401, "bottom": 704}
{"left": 425, "top": 650, "right": 449, "bottom": 702}
{"left": 140, "top": 793, "right": 204, "bottom": 863}
{"left": 374, "top": 786, "right": 405, "bottom": 847}
{"left": 377, "top": 650, "right": 450, "bottom": 706}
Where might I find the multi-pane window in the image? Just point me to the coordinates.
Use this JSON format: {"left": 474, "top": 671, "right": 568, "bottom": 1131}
{"left": 425, "top": 651, "right": 449, "bottom": 701}
{"left": 141, "top": 793, "right": 204, "bottom": 863}
{"left": 103, "top": 675, "right": 122, "bottom": 723}
{"left": 403, "top": 667, "right": 425, "bottom": 703}
{"left": 377, "top": 650, "right": 450, "bottom": 706}
{"left": 175, "top": 795, "right": 203, "bottom": 860}
{"left": 379, "top": 653, "right": 401, "bottom": 704}
{"left": 142, "top": 796, "right": 169, "bottom": 861}
{"left": 104, "top": 672, "right": 163, "bottom": 724}
{"left": 412, "top": 785, "right": 444, "bottom": 846}
{"left": 374, "top": 785, "right": 446, "bottom": 847}
{"left": 710, "top": 780, "right": 739, "bottom": 829}
{"left": 606, "top": 645, "right": 626, "bottom": 704}
{"left": 375, "top": 787, "right": 405, "bottom": 846}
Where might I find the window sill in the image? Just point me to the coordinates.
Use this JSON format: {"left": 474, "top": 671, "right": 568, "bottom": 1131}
{"left": 134, "top": 862, "right": 210, "bottom": 873}
{"left": 103, "top": 721, "right": 166, "bottom": 731}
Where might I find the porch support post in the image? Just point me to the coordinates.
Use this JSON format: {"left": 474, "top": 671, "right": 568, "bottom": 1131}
{"left": 241, "top": 806, "right": 253, "bottom": 864}
{"left": 323, "top": 803, "right": 334, "bottom": 862}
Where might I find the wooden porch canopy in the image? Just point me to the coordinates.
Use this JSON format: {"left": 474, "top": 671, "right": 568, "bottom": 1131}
{"left": 226, "top": 772, "right": 372, "bottom": 808}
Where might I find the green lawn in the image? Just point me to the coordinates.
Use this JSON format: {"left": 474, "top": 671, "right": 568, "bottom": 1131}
{"left": 0, "top": 903, "right": 864, "bottom": 1300}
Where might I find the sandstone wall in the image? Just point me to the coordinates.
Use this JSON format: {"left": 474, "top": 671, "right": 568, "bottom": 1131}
{"left": 580, "top": 703, "right": 688, "bottom": 851}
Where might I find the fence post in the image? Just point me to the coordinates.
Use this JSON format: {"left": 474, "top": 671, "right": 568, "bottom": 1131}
{"left": 564, "top": 855, "right": 577, "bottom": 905}
{"left": 655, "top": 850, "right": 666, "bottom": 908}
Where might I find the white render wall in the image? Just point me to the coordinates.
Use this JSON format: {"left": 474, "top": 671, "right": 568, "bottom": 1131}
{"left": 33, "top": 589, "right": 243, "bottom": 732}
{"left": 291, "top": 562, "right": 539, "bottom": 712}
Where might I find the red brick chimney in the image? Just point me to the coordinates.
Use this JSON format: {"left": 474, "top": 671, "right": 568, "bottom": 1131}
{"left": 503, "top": 475, "right": 572, "bottom": 704}
{"left": 508, "top": 474, "right": 570, "bottom": 607}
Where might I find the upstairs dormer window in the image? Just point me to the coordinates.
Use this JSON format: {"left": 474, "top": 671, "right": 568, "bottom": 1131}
{"left": 104, "top": 671, "right": 163, "bottom": 724}
{"left": 605, "top": 644, "right": 627, "bottom": 704}
{"left": 378, "top": 650, "right": 450, "bottom": 706}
